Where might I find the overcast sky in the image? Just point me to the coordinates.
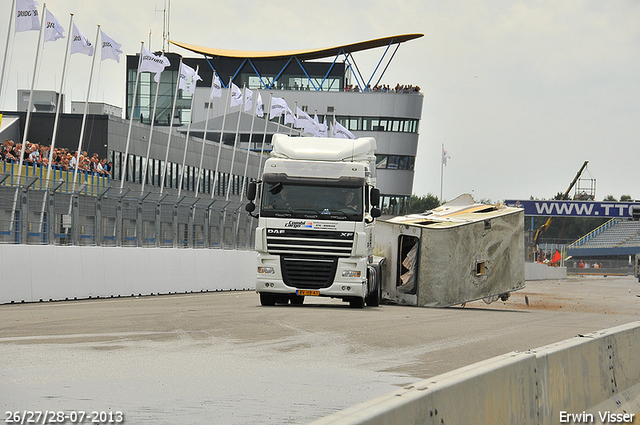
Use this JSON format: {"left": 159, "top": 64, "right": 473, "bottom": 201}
{"left": 1, "top": 1, "right": 638, "bottom": 202}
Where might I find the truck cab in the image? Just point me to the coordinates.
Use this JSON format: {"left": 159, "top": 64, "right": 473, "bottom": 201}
{"left": 246, "top": 134, "right": 382, "bottom": 308}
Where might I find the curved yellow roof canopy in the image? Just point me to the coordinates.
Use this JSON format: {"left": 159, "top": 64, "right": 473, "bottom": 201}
{"left": 169, "top": 34, "right": 423, "bottom": 61}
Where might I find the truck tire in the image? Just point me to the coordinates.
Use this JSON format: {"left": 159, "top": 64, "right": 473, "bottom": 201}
{"left": 365, "top": 266, "right": 381, "bottom": 307}
{"left": 259, "top": 293, "right": 277, "bottom": 306}
{"left": 290, "top": 295, "right": 305, "bottom": 305}
{"left": 349, "top": 297, "right": 364, "bottom": 308}
{"left": 366, "top": 282, "right": 381, "bottom": 307}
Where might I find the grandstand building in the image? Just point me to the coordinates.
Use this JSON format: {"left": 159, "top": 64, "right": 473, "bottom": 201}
{"left": 119, "top": 34, "right": 424, "bottom": 215}
{"left": 0, "top": 34, "right": 424, "bottom": 248}
{"left": 566, "top": 218, "right": 640, "bottom": 271}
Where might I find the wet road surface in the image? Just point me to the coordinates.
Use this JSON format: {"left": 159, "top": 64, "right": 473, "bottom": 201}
{"left": 1, "top": 275, "right": 639, "bottom": 424}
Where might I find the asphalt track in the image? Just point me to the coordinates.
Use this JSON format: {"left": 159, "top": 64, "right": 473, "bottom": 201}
{"left": 1, "top": 275, "right": 639, "bottom": 424}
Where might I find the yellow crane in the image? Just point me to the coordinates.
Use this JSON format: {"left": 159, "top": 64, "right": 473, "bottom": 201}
{"left": 533, "top": 161, "right": 590, "bottom": 245}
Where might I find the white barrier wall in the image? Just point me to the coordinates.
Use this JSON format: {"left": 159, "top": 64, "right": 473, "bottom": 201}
{"left": 309, "top": 321, "right": 640, "bottom": 425}
{"left": 525, "top": 262, "right": 567, "bottom": 280}
{"left": 0, "top": 245, "right": 257, "bottom": 304}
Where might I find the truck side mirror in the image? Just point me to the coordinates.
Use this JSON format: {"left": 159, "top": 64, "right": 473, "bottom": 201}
{"left": 371, "top": 207, "right": 381, "bottom": 218}
{"left": 247, "top": 181, "right": 257, "bottom": 201}
{"left": 370, "top": 188, "right": 380, "bottom": 208}
{"left": 245, "top": 201, "right": 259, "bottom": 218}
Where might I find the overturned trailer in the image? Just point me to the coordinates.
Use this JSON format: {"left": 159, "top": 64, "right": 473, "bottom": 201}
{"left": 374, "top": 194, "right": 525, "bottom": 307}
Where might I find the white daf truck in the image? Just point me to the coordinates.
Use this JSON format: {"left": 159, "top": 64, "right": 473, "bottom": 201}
{"left": 246, "top": 134, "right": 525, "bottom": 309}
{"left": 245, "top": 134, "right": 384, "bottom": 308}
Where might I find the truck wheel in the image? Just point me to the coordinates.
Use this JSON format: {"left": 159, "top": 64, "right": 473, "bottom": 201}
{"left": 349, "top": 297, "right": 364, "bottom": 308}
{"left": 290, "top": 295, "right": 304, "bottom": 305}
{"left": 260, "top": 293, "right": 277, "bottom": 306}
{"left": 275, "top": 295, "right": 290, "bottom": 305}
{"left": 366, "top": 285, "right": 379, "bottom": 307}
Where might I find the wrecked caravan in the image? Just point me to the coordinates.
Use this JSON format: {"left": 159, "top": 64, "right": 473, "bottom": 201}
{"left": 375, "top": 194, "right": 525, "bottom": 307}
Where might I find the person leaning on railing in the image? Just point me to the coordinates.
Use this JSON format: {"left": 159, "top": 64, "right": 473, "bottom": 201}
{"left": 1, "top": 139, "right": 111, "bottom": 177}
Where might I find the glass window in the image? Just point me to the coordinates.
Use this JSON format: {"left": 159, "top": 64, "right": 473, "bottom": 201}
{"left": 114, "top": 151, "right": 121, "bottom": 181}
{"left": 174, "top": 164, "right": 181, "bottom": 189}
{"left": 376, "top": 155, "right": 388, "bottom": 169}
{"left": 387, "top": 156, "right": 399, "bottom": 169}
{"left": 140, "top": 157, "right": 147, "bottom": 184}
{"left": 134, "top": 156, "right": 141, "bottom": 183}
{"left": 153, "top": 159, "right": 159, "bottom": 186}
{"left": 261, "top": 182, "right": 363, "bottom": 221}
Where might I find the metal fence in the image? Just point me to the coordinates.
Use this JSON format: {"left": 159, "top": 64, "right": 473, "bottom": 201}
{"left": 0, "top": 175, "right": 256, "bottom": 250}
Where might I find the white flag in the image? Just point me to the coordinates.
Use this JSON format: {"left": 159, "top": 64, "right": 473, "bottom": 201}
{"left": 70, "top": 23, "right": 94, "bottom": 56}
{"left": 295, "top": 107, "right": 317, "bottom": 132}
{"left": 333, "top": 121, "right": 355, "bottom": 139}
{"left": 209, "top": 73, "right": 222, "bottom": 99}
{"left": 314, "top": 114, "right": 327, "bottom": 137}
{"left": 100, "top": 30, "right": 122, "bottom": 62}
{"left": 243, "top": 88, "right": 253, "bottom": 112}
{"left": 188, "top": 68, "right": 201, "bottom": 95}
{"left": 255, "top": 92, "right": 264, "bottom": 117}
{"left": 43, "top": 9, "right": 64, "bottom": 43}
{"left": 15, "top": 0, "right": 40, "bottom": 33}
{"left": 283, "top": 107, "right": 296, "bottom": 126}
{"left": 178, "top": 63, "right": 196, "bottom": 92}
{"left": 269, "top": 97, "right": 288, "bottom": 118}
{"left": 229, "top": 82, "right": 242, "bottom": 107}
{"left": 442, "top": 145, "right": 451, "bottom": 166}
{"left": 139, "top": 47, "right": 170, "bottom": 83}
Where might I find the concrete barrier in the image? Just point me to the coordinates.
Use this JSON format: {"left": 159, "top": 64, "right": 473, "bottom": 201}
{"left": 0, "top": 245, "right": 257, "bottom": 304}
{"left": 525, "top": 262, "right": 567, "bottom": 280}
{"left": 309, "top": 322, "right": 640, "bottom": 425}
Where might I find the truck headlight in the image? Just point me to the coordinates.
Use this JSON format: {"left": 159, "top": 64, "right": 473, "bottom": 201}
{"left": 258, "top": 267, "right": 275, "bottom": 274}
{"left": 342, "top": 270, "right": 361, "bottom": 278}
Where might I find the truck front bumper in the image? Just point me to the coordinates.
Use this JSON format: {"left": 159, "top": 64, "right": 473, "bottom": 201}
{"left": 255, "top": 254, "right": 368, "bottom": 299}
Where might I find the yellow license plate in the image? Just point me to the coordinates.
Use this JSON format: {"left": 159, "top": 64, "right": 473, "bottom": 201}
{"left": 297, "top": 290, "right": 320, "bottom": 296}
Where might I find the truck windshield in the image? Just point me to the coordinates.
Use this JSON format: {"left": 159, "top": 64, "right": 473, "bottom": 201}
{"left": 261, "top": 183, "right": 363, "bottom": 221}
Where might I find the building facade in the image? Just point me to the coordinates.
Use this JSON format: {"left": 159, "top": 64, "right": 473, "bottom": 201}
{"left": 121, "top": 35, "right": 424, "bottom": 215}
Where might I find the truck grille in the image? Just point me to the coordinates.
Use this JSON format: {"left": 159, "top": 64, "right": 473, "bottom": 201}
{"left": 266, "top": 228, "right": 354, "bottom": 257}
{"left": 281, "top": 256, "right": 337, "bottom": 289}
{"left": 267, "top": 229, "right": 355, "bottom": 289}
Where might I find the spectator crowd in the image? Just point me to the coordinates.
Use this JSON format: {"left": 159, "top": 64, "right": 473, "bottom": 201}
{"left": 1, "top": 139, "right": 111, "bottom": 176}
{"left": 345, "top": 83, "right": 421, "bottom": 93}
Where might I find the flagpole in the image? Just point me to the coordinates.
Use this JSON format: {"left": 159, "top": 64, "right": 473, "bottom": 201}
{"left": 289, "top": 101, "right": 296, "bottom": 136}
{"left": 138, "top": 49, "right": 172, "bottom": 193}
{"left": 211, "top": 77, "right": 232, "bottom": 199}
{"left": 17, "top": 3, "right": 47, "bottom": 185}
{"left": 158, "top": 57, "right": 184, "bottom": 195}
{"left": 120, "top": 42, "right": 144, "bottom": 192}
{"left": 240, "top": 89, "right": 258, "bottom": 201}
{"left": 139, "top": 65, "right": 162, "bottom": 194}
{"left": 194, "top": 80, "right": 214, "bottom": 197}
{"left": 226, "top": 84, "right": 245, "bottom": 201}
{"left": 193, "top": 102, "right": 211, "bottom": 197}
{"left": 46, "top": 13, "right": 74, "bottom": 184}
{"left": 38, "top": 13, "right": 74, "bottom": 233}
{"left": 71, "top": 24, "right": 101, "bottom": 193}
{"left": 440, "top": 143, "right": 444, "bottom": 203}
{"left": 0, "top": 0, "right": 16, "bottom": 108}
{"left": 178, "top": 65, "right": 199, "bottom": 197}
{"left": 257, "top": 93, "right": 272, "bottom": 179}
{"left": 10, "top": 3, "right": 47, "bottom": 235}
